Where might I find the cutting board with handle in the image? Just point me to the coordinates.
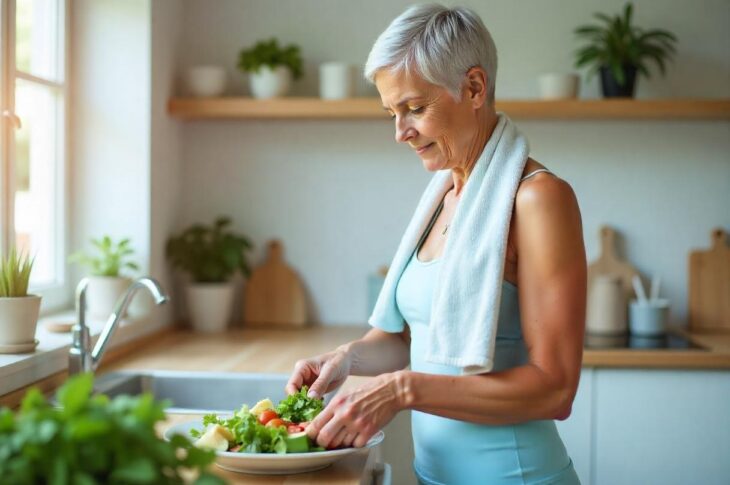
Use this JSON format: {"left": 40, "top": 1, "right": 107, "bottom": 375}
{"left": 688, "top": 228, "right": 730, "bottom": 333}
{"left": 587, "top": 225, "right": 640, "bottom": 301}
{"left": 243, "top": 240, "right": 308, "bottom": 327}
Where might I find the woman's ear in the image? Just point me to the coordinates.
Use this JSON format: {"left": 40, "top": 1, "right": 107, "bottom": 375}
{"left": 464, "top": 67, "right": 488, "bottom": 109}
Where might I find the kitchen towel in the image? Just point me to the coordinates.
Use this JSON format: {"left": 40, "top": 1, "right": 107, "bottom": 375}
{"left": 368, "top": 113, "right": 529, "bottom": 375}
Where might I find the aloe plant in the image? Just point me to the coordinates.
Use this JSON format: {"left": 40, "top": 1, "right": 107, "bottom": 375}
{"left": 574, "top": 2, "right": 678, "bottom": 86}
{"left": 0, "top": 248, "right": 34, "bottom": 297}
{"left": 69, "top": 236, "right": 139, "bottom": 277}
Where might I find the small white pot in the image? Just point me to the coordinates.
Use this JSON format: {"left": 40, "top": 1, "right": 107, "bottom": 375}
{"left": 0, "top": 295, "right": 42, "bottom": 345}
{"left": 538, "top": 73, "right": 580, "bottom": 100}
{"left": 319, "top": 62, "right": 355, "bottom": 99}
{"left": 249, "top": 65, "right": 292, "bottom": 99}
{"left": 185, "top": 65, "right": 227, "bottom": 97}
{"left": 186, "top": 283, "right": 234, "bottom": 333}
{"left": 87, "top": 276, "right": 132, "bottom": 319}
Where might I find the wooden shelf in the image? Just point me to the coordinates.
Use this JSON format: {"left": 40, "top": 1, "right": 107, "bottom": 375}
{"left": 168, "top": 97, "right": 730, "bottom": 121}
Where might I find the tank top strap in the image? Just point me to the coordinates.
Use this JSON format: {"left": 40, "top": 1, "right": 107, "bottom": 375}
{"left": 520, "top": 168, "right": 552, "bottom": 182}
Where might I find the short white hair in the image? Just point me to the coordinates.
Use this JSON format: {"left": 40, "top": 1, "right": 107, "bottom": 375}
{"left": 365, "top": 4, "right": 498, "bottom": 102}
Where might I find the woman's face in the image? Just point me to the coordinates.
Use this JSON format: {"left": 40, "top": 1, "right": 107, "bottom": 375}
{"left": 375, "top": 68, "right": 478, "bottom": 172}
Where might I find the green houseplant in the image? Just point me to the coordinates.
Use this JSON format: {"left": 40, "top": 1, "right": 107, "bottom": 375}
{"left": 70, "top": 237, "right": 140, "bottom": 319}
{"left": 0, "top": 373, "right": 226, "bottom": 484}
{"left": 0, "top": 248, "right": 40, "bottom": 350}
{"left": 166, "top": 216, "right": 252, "bottom": 333}
{"left": 237, "top": 38, "right": 303, "bottom": 99}
{"left": 574, "top": 2, "right": 678, "bottom": 97}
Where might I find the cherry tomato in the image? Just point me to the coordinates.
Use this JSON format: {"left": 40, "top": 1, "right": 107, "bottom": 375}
{"left": 258, "top": 409, "right": 279, "bottom": 425}
{"left": 266, "top": 418, "right": 286, "bottom": 428}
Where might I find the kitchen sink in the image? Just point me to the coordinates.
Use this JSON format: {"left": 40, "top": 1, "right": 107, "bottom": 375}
{"left": 91, "top": 370, "right": 296, "bottom": 414}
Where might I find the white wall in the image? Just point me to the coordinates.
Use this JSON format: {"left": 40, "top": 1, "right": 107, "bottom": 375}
{"left": 150, "top": 0, "right": 184, "bottom": 324}
{"left": 174, "top": 0, "right": 730, "bottom": 326}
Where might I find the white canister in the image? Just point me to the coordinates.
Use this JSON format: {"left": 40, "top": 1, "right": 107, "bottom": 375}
{"left": 185, "top": 65, "right": 227, "bottom": 97}
{"left": 319, "top": 62, "right": 355, "bottom": 99}
{"left": 538, "top": 73, "right": 579, "bottom": 100}
{"left": 87, "top": 276, "right": 132, "bottom": 319}
{"left": 586, "top": 275, "right": 627, "bottom": 335}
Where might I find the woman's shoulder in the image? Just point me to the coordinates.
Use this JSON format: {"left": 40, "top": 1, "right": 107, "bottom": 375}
{"left": 515, "top": 158, "right": 577, "bottom": 211}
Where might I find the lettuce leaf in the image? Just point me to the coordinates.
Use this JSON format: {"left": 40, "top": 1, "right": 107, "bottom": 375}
{"left": 275, "top": 385, "right": 323, "bottom": 423}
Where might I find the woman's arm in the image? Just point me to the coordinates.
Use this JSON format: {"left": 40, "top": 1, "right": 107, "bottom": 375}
{"left": 286, "top": 327, "right": 410, "bottom": 397}
{"left": 307, "top": 176, "right": 586, "bottom": 447}
{"left": 400, "top": 175, "right": 586, "bottom": 424}
{"left": 342, "top": 327, "right": 411, "bottom": 376}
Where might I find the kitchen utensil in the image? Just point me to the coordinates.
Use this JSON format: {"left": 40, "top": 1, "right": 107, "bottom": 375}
{"left": 586, "top": 274, "right": 627, "bottom": 335}
{"left": 649, "top": 275, "right": 661, "bottom": 301}
{"left": 629, "top": 298, "right": 669, "bottom": 336}
{"left": 243, "top": 240, "right": 307, "bottom": 327}
{"left": 588, "top": 226, "right": 640, "bottom": 301}
{"left": 164, "top": 420, "right": 384, "bottom": 475}
{"left": 632, "top": 274, "right": 648, "bottom": 303}
{"left": 688, "top": 228, "right": 730, "bottom": 333}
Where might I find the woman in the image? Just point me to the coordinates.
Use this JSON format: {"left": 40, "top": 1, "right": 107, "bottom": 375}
{"left": 286, "top": 5, "right": 585, "bottom": 484}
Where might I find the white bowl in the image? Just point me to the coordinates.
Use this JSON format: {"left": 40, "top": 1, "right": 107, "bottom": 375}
{"left": 186, "top": 65, "right": 227, "bottom": 97}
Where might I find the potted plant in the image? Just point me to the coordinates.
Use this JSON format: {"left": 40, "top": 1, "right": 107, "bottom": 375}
{"left": 0, "top": 248, "right": 40, "bottom": 352}
{"left": 166, "top": 216, "right": 253, "bottom": 333}
{"left": 238, "top": 38, "right": 303, "bottom": 99}
{"left": 574, "top": 2, "right": 678, "bottom": 98}
{"left": 70, "top": 236, "right": 139, "bottom": 318}
{"left": 0, "top": 373, "right": 224, "bottom": 484}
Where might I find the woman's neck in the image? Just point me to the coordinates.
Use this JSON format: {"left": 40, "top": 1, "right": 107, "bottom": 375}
{"left": 451, "top": 110, "right": 498, "bottom": 196}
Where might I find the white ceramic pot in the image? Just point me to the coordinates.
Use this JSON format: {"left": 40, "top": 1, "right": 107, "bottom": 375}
{"left": 0, "top": 295, "right": 42, "bottom": 345}
{"left": 538, "top": 73, "right": 580, "bottom": 100}
{"left": 87, "top": 276, "right": 132, "bottom": 319}
{"left": 185, "top": 65, "right": 227, "bottom": 97}
{"left": 185, "top": 283, "right": 234, "bottom": 333}
{"left": 249, "top": 65, "right": 292, "bottom": 99}
{"left": 319, "top": 62, "right": 355, "bottom": 99}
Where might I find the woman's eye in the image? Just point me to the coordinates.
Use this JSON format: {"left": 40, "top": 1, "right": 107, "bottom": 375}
{"left": 410, "top": 106, "right": 424, "bottom": 114}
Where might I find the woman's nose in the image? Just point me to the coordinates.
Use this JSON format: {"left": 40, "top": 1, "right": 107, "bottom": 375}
{"left": 395, "top": 117, "right": 415, "bottom": 143}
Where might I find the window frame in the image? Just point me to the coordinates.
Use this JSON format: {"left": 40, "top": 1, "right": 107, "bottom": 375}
{"left": 0, "top": 0, "right": 70, "bottom": 312}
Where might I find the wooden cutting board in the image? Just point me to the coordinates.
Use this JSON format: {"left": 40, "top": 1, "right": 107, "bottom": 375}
{"left": 243, "top": 240, "right": 307, "bottom": 327}
{"left": 587, "top": 225, "right": 640, "bottom": 301}
{"left": 689, "top": 228, "right": 730, "bottom": 333}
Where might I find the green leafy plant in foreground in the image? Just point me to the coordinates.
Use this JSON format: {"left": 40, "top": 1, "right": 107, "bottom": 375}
{"left": 0, "top": 373, "right": 226, "bottom": 485}
{"left": 0, "top": 248, "right": 34, "bottom": 297}
{"left": 70, "top": 236, "right": 139, "bottom": 277}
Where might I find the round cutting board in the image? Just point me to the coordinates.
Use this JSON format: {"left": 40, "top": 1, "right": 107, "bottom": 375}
{"left": 243, "top": 240, "right": 307, "bottom": 327}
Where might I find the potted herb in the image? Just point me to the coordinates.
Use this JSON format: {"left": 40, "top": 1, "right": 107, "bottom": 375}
{"left": 166, "top": 216, "right": 253, "bottom": 333}
{"left": 0, "top": 373, "right": 225, "bottom": 484}
{"left": 238, "top": 38, "right": 303, "bottom": 99}
{"left": 574, "top": 2, "right": 678, "bottom": 97}
{"left": 70, "top": 236, "right": 139, "bottom": 318}
{"left": 0, "top": 248, "right": 40, "bottom": 352}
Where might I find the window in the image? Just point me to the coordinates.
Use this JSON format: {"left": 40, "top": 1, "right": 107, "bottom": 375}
{"left": 1, "top": 0, "right": 68, "bottom": 311}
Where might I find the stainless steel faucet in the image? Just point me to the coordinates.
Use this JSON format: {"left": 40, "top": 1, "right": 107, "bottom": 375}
{"left": 69, "top": 276, "right": 169, "bottom": 376}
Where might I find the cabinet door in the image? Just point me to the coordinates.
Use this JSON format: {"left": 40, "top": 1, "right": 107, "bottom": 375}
{"left": 594, "top": 369, "right": 730, "bottom": 485}
{"left": 556, "top": 368, "right": 593, "bottom": 485}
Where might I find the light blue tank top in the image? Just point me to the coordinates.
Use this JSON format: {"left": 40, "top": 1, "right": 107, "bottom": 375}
{"left": 395, "top": 185, "right": 580, "bottom": 484}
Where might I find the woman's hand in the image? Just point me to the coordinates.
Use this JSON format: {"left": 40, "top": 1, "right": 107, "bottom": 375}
{"left": 285, "top": 347, "right": 352, "bottom": 399}
{"left": 305, "top": 370, "right": 407, "bottom": 449}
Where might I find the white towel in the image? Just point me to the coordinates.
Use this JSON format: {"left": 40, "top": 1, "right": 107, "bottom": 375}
{"left": 368, "top": 113, "right": 529, "bottom": 375}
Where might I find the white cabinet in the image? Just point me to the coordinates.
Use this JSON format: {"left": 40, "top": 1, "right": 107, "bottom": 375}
{"left": 557, "top": 368, "right": 730, "bottom": 485}
{"left": 593, "top": 369, "right": 730, "bottom": 485}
